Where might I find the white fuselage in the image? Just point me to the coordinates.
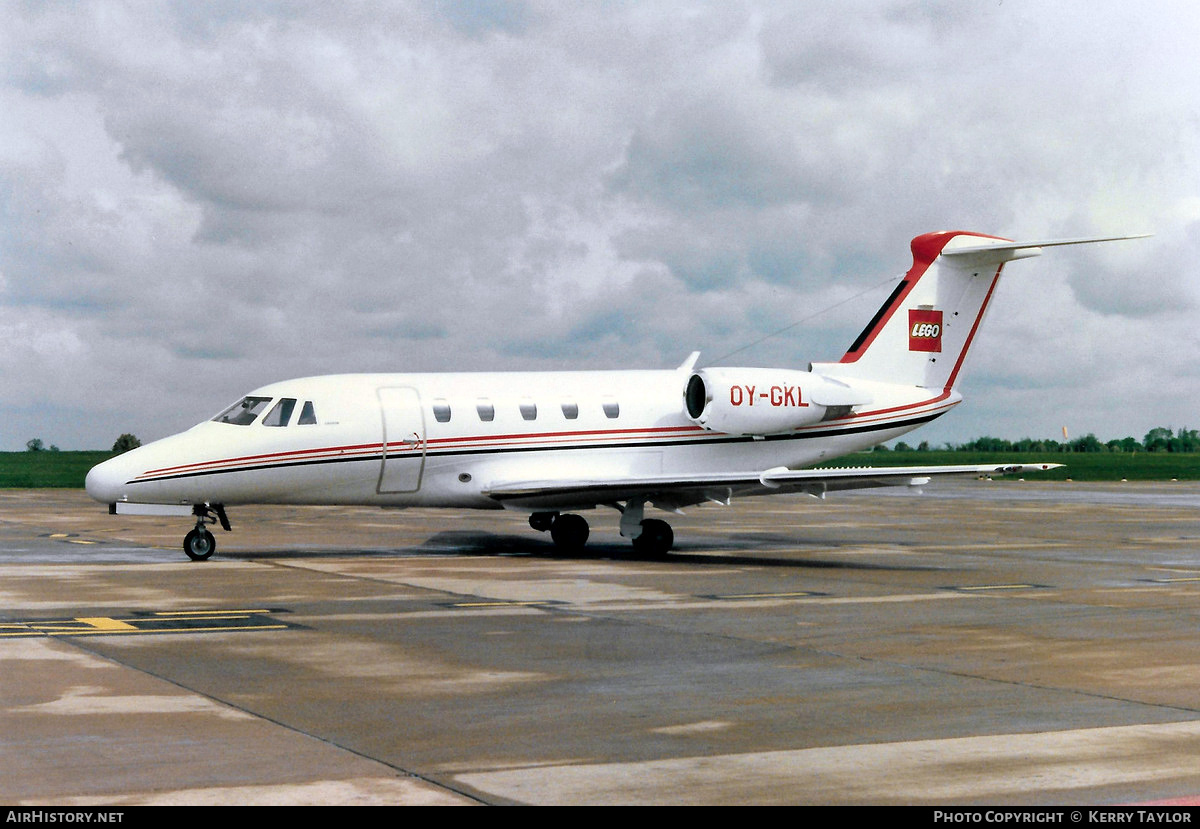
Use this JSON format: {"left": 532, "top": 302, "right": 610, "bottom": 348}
{"left": 84, "top": 366, "right": 958, "bottom": 513}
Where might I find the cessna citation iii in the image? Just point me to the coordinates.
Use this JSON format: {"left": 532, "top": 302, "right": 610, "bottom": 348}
{"left": 86, "top": 230, "right": 1144, "bottom": 560}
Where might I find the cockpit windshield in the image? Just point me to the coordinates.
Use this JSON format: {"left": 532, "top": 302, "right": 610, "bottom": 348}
{"left": 262, "top": 398, "right": 296, "bottom": 427}
{"left": 213, "top": 396, "right": 274, "bottom": 425}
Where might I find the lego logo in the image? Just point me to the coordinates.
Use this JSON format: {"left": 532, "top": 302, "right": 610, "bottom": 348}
{"left": 908, "top": 309, "right": 943, "bottom": 353}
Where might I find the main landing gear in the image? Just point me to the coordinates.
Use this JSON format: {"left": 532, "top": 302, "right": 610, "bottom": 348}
{"left": 631, "top": 518, "right": 673, "bottom": 557}
{"left": 528, "top": 504, "right": 675, "bottom": 558}
{"left": 183, "top": 503, "right": 231, "bottom": 561}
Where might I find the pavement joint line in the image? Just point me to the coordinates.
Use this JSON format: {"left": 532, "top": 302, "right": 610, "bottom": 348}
{"left": 50, "top": 632, "right": 496, "bottom": 806}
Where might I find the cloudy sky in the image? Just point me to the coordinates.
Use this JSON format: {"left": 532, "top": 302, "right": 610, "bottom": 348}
{"left": 2, "top": 0, "right": 1196, "bottom": 451}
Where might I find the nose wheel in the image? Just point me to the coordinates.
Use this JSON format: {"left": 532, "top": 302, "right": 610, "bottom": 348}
{"left": 184, "top": 528, "right": 216, "bottom": 561}
{"left": 183, "top": 503, "right": 230, "bottom": 561}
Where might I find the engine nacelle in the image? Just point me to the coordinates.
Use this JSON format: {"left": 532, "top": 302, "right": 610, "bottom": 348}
{"left": 683, "top": 367, "right": 869, "bottom": 436}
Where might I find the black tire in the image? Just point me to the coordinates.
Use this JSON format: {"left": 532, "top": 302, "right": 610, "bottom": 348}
{"left": 549, "top": 513, "right": 589, "bottom": 554}
{"left": 183, "top": 528, "right": 216, "bottom": 561}
{"left": 631, "top": 518, "right": 673, "bottom": 557}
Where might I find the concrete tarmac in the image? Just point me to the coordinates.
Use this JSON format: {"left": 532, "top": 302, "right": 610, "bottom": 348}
{"left": 3, "top": 482, "right": 1200, "bottom": 805}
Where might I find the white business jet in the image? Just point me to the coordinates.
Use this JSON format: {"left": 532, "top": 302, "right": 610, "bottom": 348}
{"left": 86, "top": 230, "right": 1143, "bottom": 560}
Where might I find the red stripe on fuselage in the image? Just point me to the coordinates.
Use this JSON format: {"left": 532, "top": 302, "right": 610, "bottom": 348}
{"left": 421, "top": 424, "right": 704, "bottom": 447}
{"left": 131, "top": 425, "right": 712, "bottom": 482}
{"left": 140, "top": 441, "right": 384, "bottom": 477}
{"left": 129, "top": 400, "right": 950, "bottom": 484}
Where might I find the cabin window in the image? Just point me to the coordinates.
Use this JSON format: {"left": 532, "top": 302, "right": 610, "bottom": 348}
{"left": 561, "top": 401, "right": 579, "bottom": 420}
{"left": 602, "top": 399, "right": 619, "bottom": 419}
{"left": 476, "top": 399, "right": 495, "bottom": 422}
{"left": 263, "top": 398, "right": 296, "bottom": 427}
{"left": 433, "top": 399, "right": 452, "bottom": 423}
{"left": 297, "top": 401, "right": 317, "bottom": 425}
{"left": 519, "top": 399, "right": 537, "bottom": 421}
{"left": 213, "top": 396, "right": 273, "bottom": 426}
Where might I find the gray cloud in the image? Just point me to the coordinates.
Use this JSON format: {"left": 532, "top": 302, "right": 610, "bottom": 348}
{"left": 1, "top": 1, "right": 1196, "bottom": 449}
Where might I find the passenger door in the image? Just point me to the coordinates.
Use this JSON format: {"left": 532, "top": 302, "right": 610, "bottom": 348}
{"left": 377, "top": 386, "right": 425, "bottom": 493}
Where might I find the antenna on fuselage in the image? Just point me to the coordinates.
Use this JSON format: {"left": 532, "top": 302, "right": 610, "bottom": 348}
{"left": 709, "top": 271, "right": 905, "bottom": 365}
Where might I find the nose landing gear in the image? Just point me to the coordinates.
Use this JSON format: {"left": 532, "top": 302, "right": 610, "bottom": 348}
{"left": 183, "top": 504, "right": 230, "bottom": 561}
{"left": 184, "top": 527, "right": 216, "bottom": 561}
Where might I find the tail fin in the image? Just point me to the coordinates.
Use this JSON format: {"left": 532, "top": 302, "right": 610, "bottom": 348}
{"left": 811, "top": 231, "right": 1147, "bottom": 392}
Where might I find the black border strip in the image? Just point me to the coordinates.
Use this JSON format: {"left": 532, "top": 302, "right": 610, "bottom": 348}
{"left": 845, "top": 278, "right": 910, "bottom": 355}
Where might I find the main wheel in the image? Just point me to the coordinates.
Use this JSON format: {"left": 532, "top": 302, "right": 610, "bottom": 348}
{"left": 631, "top": 518, "right": 673, "bottom": 557}
{"left": 549, "top": 513, "right": 589, "bottom": 554}
{"left": 183, "top": 528, "right": 216, "bottom": 561}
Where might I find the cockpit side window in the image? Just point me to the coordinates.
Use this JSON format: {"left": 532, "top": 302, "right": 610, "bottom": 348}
{"left": 213, "top": 396, "right": 273, "bottom": 426}
{"left": 263, "top": 398, "right": 296, "bottom": 427}
{"left": 297, "top": 401, "right": 318, "bottom": 425}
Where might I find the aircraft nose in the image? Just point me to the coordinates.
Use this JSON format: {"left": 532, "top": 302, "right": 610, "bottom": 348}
{"left": 85, "top": 455, "right": 128, "bottom": 504}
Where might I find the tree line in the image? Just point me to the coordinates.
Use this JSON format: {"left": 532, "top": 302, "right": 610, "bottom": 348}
{"left": 890, "top": 427, "right": 1200, "bottom": 454}
{"left": 24, "top": 434, "right": 142, "bottom": 453}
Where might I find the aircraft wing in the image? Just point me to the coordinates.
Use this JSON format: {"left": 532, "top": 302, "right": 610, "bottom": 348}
{"left": 481, "top": 462, "right": 1063, "bottom": 512}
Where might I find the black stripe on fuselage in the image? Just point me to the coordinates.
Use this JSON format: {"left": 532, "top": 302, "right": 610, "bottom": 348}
{"left": 125, "top": 411, "right": 944, "bottom": 486}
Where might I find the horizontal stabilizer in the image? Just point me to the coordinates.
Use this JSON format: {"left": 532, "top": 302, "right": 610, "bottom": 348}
{"left": 941, "top": 234, "right": 1151, "bottom": 268}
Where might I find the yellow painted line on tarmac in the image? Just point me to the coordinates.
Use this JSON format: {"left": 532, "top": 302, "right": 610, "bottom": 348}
{"left": 22, "top": 618, "right": 138, "bottom": 635}
{"left": 121, "top": 624, "right": 291, "bottom": 634}
{"left": 955, "top": 584, "right": 1040, "bottom": 592}
{"left": 0, "top": 608, "right": 295, "bottom": 638}
{"left": 0, "top": 626, "right": 42, "bottom": 638}
{"left": 712, "top": 591, "right": 823, "bottom": 600}
{"left": 147, "top": 614, "right": 276, "bottom": 621}
{"left": 74, "top": 616, "right": 139, "bottom": 632}
{"left": 452, "top": 600, "right": 557, "bottom": 608}
{"left": 151, "top": 609, "right": 275, "bottom": 616}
